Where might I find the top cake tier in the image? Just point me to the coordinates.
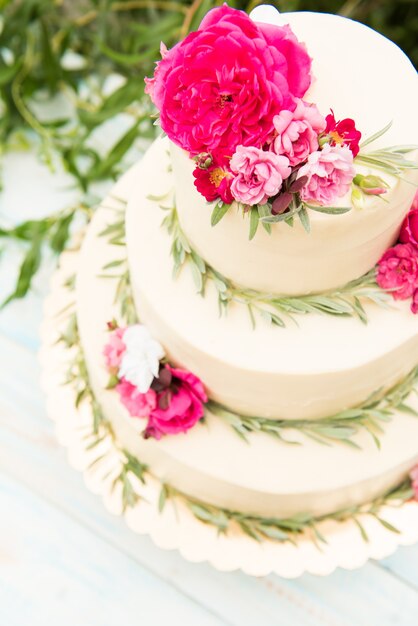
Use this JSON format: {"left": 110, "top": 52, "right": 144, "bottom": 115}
{"left": 166, "top": 10, "right": 418, "bottom": 295}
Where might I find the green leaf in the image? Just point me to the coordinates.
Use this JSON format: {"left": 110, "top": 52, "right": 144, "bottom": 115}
{"left": 306, "top": 204, "right": 351, "bottom": 215}
{"left": 2, "top": 236, "right": 42, "bottom": 307}
{"left": 50, "top": 213, "right": 74, "bottom": 253}
{"left": 189, "top": 258, "right": 203, "bottom": 293}
{"left": 249, "top": 206, "right": 259, "bottom": 240}
{"left": 359, "top": 121, "right": 392, "bottom": 149}
{"left": 211, "top": 201, "right": 230, "bottom": 226}
{"left": 298, "top": 206, "right": 310, "bottom": 233}
{"left": 86, "top": 119, "right": 142, "bottom": 181}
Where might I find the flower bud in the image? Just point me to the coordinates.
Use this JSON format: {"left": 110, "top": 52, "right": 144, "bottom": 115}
{"left": 194, "top": 152, "right": 213, "bottom": 169}
{"left": 353, "top": 174, "right": 388, "bottom": 195}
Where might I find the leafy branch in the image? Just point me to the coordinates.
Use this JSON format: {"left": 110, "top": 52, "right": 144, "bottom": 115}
{"left": 208, "top": 366, "right": 418, "bottom": 449}
{"left": 161, "top": 201, "right": 391, "bottom": 328}
{"left": 98, "top": 199, "right": 138, "bottom": 325}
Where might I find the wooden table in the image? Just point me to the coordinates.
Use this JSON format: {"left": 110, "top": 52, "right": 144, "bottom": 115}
{"left": 1, "top": 146, "right": 418, "bottom": 626}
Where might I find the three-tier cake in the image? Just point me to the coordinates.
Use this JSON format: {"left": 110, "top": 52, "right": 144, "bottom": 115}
{"left": 47, "top": 5, "right": 418, "bottom": 562}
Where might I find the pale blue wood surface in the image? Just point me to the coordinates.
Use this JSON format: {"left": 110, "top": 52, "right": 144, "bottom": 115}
{"left": 1, "top": 149, "right": 417, "bottom": 626}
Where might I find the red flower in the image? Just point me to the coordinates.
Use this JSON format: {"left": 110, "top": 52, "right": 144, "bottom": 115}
{"left": 145, "top": 365, "right": 207, "bottom": 439}
{"left": 400, "top": 208, "right": 418, "bottom": 248}
{"left": 324, "top": 110, "right": 361, "bottom": 157}
{"left": 193, "top": 151, "right": 234, "bottom": 204}
{"left": 376, "top": 243, "right": 418, "bottom": 301}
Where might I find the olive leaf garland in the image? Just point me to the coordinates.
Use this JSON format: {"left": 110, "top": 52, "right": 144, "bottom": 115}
{"left": 160, "top": 200, "right": 391, "bottom": 328}
{"left": 208, "top": 365, "right": 418, "bottom": 450}
{"left": 59, "top": 309, "right": 414, "bottom": 546}
{"left": 100, "top": 207, "right": 417, "bottom": 450}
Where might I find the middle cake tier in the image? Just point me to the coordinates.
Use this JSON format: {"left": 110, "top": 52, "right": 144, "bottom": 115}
{"left": 126, "top": 138, "right": 418, "bottom": 421}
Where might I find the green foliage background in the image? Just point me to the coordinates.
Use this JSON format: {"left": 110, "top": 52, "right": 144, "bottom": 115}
{"left": 0, "top": 0, "right": 417, "bottom": 305}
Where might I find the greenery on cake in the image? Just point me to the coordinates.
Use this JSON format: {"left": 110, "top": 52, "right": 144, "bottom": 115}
{"left": 59, "top": 302, "right": 418, "bottom": 545}
{"left": 98, "top": 207, "right": 418, "bottom": 448}
{"left": 160, "top": 199, "right": 392, "bottom": 327}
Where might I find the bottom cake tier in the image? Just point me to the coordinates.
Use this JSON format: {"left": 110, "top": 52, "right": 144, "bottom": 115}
{"left": 73, "top": 177, "right": 418, "bottom": 522}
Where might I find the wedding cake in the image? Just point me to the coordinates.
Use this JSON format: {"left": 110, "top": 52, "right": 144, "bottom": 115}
{"left": 67, "top": 5, "right": 418, "bottom": 546}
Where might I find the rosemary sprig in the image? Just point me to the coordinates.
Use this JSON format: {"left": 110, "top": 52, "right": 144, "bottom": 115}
{"left": 208, "top": 365, "right": 418, "bottom": 449}
{"left": 98, "top": 201, "right": 138, "bottom": 325}
{"left": 161, "top": 202, "right": 391, "bottom": 328}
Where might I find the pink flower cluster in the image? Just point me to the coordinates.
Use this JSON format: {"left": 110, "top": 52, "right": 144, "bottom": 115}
{"left": 377, "top": 191, "right": 418, "bottom": 313}
{"left": 103, "top": 325, "right": 207, "bottom": 439}
{"left": 146, "top": 5, "right": 361, "bottom": 212}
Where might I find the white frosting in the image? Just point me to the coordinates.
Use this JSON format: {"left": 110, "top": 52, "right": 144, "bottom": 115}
{"left": 127, "top": 138, "right": 418, "bottom": 420}
{"left": 76, "top": 195, "right": 418, "bottom": 518}
{"left": 171, "top": 11, "right": 418, "bottom": 295}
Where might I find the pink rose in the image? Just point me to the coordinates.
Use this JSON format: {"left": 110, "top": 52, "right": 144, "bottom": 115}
{"left": 103, "top": 327, "right": 126, "bottom": 369}
{"left": 376, "top": 243, "right": 418, "bottom": 300}
{"left": 324, "top": 110, "right": 362, "bottom": 157}
{"left": 411, "top": 465, "right": 418, "bottom": 499}
{"left": 272, "top": 99, "right": 326, "bottom": 166}
{"left": 400, "top": 208, "right": 418, "bottom": 247}
{"left": 146, "top": 365, "right": 207, "bottom": 439}
{"left": 145, "top": 5, "right": 311, "bottom": 155}
{"left": 230, "top": 145, "right": 291, "bottom": 205}
{"left": 116, "top": 378, "right": 157, "bottom": 418}
{"left": 193, "top": 150, "right": 234, "bottom": 204}
{"left": 297, "top": 144, "right": 355, "bottom": 205}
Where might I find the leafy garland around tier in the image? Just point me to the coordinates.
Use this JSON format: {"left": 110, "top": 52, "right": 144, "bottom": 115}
{"left": 157, "top": 196, "right": 391, "bottom": 328}
{"left": 99, "top": 206, "right": 418, "bottom": 450}
{"left": 59, "top": 307, "right": 415, "bottom": 546}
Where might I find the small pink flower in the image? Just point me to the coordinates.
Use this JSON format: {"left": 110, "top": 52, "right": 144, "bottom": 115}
{"left": 193, "top": 151, "right": 234, "bottom": 203}
{"left": 116, "top": 378, "right": 157, "bottom": 418}
{"left": 400, "top": 208, "right": 418, "bottom": 248}
{"left": 376, "top": 243, "right": 418, "bottom": 300}
{"left": 297, "top": 144, "right": 355, "bottom": 205}
{"left": 410, "top": 465, "right": 418, "bottom": 499}
{"left": 103, "top": 327, "right": 126, "bottom": 369}
{"left": 324, "top": 110, "right": 362, "bottom": 157}
{"left": 271, "top": 99, "right": 326, "bottom": 166}
{"left": 145, "top": 5, "right": 311, "bottom": 155}
{"left": 146, "top": 365, "right": 207, "bottom": 439}
{"left": 230, "top": 145, "right": 291, "bottom": 206}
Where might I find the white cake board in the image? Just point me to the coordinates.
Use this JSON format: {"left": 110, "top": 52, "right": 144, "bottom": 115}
{"left": 39, "top": 165, "right": 418, "bottom": 579}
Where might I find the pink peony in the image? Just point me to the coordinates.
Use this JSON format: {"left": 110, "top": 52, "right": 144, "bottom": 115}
{"left": 146, "top": 365, "right": 207, "bottom": 439}
{"left": 230, "top": 145, "right": 291, "bottom": 205}
{"left": 193, "top": 151, "right": 234, "bottom": 203}
{"left": 145, "top": 5, "right": 311, "bottom": 155}
{"left": 116, "top": 378, "right": 157, "bottom": 418}
{"left": 103, "top": 327, "right": 126, "bottom": 369}
{"left": 400, "top": 208, "right": 418, "bottom": 248}
{"left": 411, "top": 465, "right": 418, "bottom": 499}
{"left": 324, "top": 110, "right": 362, "bottom": 157}
{"left": 272, "top": 99, "right": 326, "bottom": 166}
{"left": 297, "top": 144, "right": 355, "bottom": 205}
{"left": 376, "top": 243, "right": 418, "bottom": 300}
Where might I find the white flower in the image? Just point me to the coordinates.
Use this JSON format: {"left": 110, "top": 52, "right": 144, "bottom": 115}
{"left": 118, "top": 325, "right": 165, "bottom": 393}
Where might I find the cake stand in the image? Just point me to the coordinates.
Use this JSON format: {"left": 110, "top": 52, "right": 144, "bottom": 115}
{"left": 39, "top": 163, "right": 418, "bottom": 578}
